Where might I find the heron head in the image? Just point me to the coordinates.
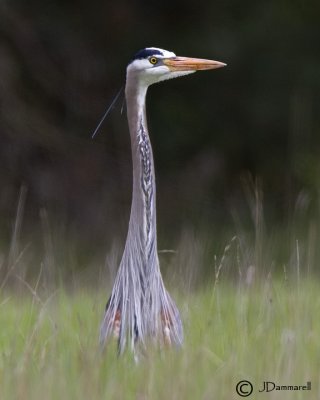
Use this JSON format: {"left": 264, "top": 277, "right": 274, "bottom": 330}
{"left": 127, "top": 47, "right": 226, "bottom": 87}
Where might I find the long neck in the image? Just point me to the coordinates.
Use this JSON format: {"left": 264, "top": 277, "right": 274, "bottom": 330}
{"left": 125, "top": 81, "right": 157, "bottom": 250}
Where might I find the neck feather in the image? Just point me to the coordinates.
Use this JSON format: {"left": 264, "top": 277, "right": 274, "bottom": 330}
{"left": 125, "top": 80, "right": 157, "bottom": 249}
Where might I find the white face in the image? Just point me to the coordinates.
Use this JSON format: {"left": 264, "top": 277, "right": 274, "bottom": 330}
{"left": 126, "top": 47, "right": 195, "bottom": 88}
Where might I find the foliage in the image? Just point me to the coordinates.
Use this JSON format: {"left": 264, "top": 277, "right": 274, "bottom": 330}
{"left": 0, "top": 1, "right": 319, "bottom": 261}
{"left": 0, "top": 278, "right": 318, "bottom": 400}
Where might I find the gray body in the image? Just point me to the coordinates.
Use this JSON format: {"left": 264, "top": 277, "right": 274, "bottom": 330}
{"left": 99, "top": 47, "right": 225, "bottom": 355}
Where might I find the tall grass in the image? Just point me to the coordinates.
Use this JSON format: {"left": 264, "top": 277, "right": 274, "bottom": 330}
{"left": 0, "top": 278, "right": 319, "bottom": 399}
{"left": 0, "top": 182, "right": 319, "bottom": 399}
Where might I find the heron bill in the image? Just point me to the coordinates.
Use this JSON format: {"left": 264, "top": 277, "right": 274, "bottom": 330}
{"left": 163, "top": 56, "right": 226, "bottom": 71}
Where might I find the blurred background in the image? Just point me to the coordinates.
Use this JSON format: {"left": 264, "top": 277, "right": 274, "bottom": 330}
{"left": 0, "top": 0, "right": 319, "bottom": 285}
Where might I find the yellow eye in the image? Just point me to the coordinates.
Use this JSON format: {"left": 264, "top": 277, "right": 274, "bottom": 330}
{"left": 149, "top": 57, "right": 158, "bottom": 65}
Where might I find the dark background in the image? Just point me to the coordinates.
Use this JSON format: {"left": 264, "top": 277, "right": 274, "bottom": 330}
{"left": 0, "top": 1, "right": 319, "bottom": 280}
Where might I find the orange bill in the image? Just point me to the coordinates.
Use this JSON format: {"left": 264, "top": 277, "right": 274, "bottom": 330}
{"left": 163, "top": 56, "right": 226, "bottom": 71}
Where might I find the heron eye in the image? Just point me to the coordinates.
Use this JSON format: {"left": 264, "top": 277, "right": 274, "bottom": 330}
{"left": 149, "top": 57, "right": 158, "bottom": 65}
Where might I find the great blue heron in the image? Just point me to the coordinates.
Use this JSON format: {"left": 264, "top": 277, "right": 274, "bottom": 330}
{"left": 100, "top": 47, "right": 226, "bottom": 356}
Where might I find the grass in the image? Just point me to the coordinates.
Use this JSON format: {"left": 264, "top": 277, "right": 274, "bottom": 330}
{"left": 1, "top": 181, "right": 319, "bottom": 399}
{"left": 0, "top": 277, "right": 319, "bottom": 400}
